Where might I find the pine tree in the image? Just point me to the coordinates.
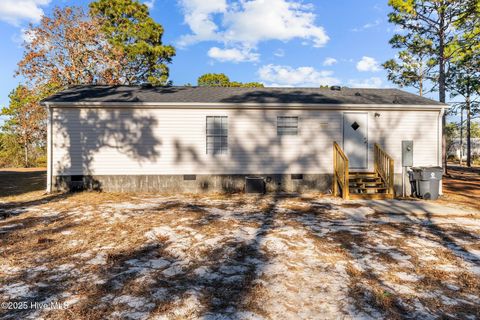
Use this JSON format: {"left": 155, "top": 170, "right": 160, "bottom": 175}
{"left": 386, "top": 0, "right": 478, "bottom": 171}
{"left": 197, "top": 73, "right": 264, "bottom": 87}
{"left": 90, "top": 0, "right": 176, "bottom": 85}
{"left": 1, "top": 86, "right": 47, "bottom": 167}
{"left": 383, "top": 35, "right": 435, "bottom": 96}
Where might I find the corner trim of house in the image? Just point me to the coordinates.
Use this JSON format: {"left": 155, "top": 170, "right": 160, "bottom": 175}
{"left": 46, "top": 106, "right": 53, "bottom": 193}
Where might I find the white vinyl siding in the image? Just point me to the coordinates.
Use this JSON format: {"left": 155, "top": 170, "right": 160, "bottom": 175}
{"left": 51, "top": 107, "right": 440, "bottom": 176}
{"left": 367, "top": 111, "right": 440, "bottom": 172}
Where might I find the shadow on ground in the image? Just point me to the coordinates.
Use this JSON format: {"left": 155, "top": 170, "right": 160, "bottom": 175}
{"left": 1, "top": 193, "right": 479, "bottom": 319}
{"left": 0, "top": 169, "right": 46, "bottom": 198}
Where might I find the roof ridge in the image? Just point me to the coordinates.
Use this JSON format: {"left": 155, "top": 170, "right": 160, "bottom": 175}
{"left": 42, "top": 85, "right": 447, "bottom": 106}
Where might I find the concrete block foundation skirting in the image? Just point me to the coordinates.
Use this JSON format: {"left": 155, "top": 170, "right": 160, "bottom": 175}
{"left": 53, "top": 174, "right": 334, "bottom": 193}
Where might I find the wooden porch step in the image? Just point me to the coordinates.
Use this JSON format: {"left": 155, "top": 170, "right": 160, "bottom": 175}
{"left": 350, "top": 177, "right": 383, "bottom": 183}
{"left": 350, "top": 187, "right": 387, "bottom": 194}
{"left": 349, "top": 173, "right": 379, "bottom": 180}
{"left": 349, "top": 193, "right": 394, "bottom": 200}
{"left": 332, "top": 142, "right": 395, "bottom": 201}
{"left": 349, "top": 171, "right": 377, "bottom": 176}
{"left": 349, "top": 181, "right": 384, "bottom": 187}
{"left": 350, "top": 186, "right": 387, "bottom": 190}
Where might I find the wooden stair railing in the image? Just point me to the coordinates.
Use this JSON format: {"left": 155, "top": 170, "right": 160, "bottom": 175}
{"left": 374, "top": 143, "right": 395, "bottom": 197}
{"left": 333, "top": 142, "right": 349, "bottom": 199}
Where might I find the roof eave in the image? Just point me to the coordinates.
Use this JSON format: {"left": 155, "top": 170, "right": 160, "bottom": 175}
{"left": 41, "top": 101, "right": 448, "bottom": 110}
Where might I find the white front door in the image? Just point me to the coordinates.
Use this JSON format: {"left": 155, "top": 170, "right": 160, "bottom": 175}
{"left": 343, "top": 112, "right": 368, "bottom": 169}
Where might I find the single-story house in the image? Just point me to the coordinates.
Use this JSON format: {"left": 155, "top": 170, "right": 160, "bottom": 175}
{"left": 448, "top": 138, "right": 480, "bottom": 160}
{"left": 41, "top": 85, "right": 447, "bottom": 199}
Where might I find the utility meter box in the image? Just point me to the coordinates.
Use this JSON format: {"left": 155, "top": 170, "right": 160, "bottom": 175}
{"left": 402, "top": 140, "right": 413, "bottom": 167}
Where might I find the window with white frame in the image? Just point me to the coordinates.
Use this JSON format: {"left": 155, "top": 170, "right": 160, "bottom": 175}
{"left": 206, "top": 116, "right": 228, "bottom": 154}
{"left": 277, "top": 116, "right": 299, "bottom": 136}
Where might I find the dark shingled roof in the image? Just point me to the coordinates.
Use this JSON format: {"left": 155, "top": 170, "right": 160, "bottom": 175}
{"left": 42, "top": 85, "right": 445, "bottom": 105}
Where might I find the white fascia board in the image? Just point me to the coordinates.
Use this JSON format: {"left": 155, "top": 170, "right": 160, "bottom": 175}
{"left": 44, "top": 102, "right": 448, "bottom": 111}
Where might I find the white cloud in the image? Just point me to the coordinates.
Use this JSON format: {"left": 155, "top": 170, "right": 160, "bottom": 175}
{"left": 274, "top": 49, "right": 285, "bottom": 57}
{"left": 11, "top": 28, "right": 33, "bottom": 46}
{"left": 144, "top": 0, "right": 156, "bottom": 9}
{"left": 178, "top": 0, "right": 329, "bottom": 61}
{"left": 348, "top": 77, "right": 383, "bottom": 88}
{"left": 0, "top": 0, "right": 50, "bottom": 26}
{"left": 352, "top": 19, "right": 382, "bottom": 32}
{"left": 178, "top": 0, "right": 227, "bottom": 45}
{"left": 207, "top": 47, "right": 259, "bottom": 62}
{"left": 323, "top": 57, "right": 337, "bottom": 66}
{"left": 356, "top": 56, "right": 381, "bottom": 72}
{"left": 258, "top": 64, "right": 340, "bottom": 87}
{"left": 221, "top": 0, "right": 329, "bottom": 47}
{"left": 21, "top": 28, "right": 36, "bottom": 43}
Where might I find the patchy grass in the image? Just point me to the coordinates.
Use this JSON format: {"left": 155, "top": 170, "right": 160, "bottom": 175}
{"left": 0, "top": 167, "right": 479, "bottom": 319}
{"left": 0, "top": 191, "right": 479, "bottom": 319}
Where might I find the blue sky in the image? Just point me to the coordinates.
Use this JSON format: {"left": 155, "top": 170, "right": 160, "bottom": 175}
{"left": 0, "top": 0, "right": 440, "bottom": 111}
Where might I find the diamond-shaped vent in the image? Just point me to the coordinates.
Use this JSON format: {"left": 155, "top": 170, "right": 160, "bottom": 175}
{"left": 351, "top": 121, "right": 360, "bottom": 131}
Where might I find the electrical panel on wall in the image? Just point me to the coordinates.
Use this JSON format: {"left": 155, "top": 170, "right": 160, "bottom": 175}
{"left": 402, "top": 140, "right": 413, "bottom": 167}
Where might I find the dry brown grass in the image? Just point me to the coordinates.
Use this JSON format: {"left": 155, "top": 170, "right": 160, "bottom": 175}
{"left": 456, "top": 271, "right": 480, "bottom": 293}
{"left": 440, "top": 165, "right": 480, "bottom": 211}
{"left": 345, "top": 263, "right": 364, "bottom": 278}
{"left": 1, "top": 189, "right": 480, "bottom": 319}
{"left": 280, "top": 200, "right": 314, "bottom": 213}
{"left": 346, "top": 268, "right": 413, "bottom": 320}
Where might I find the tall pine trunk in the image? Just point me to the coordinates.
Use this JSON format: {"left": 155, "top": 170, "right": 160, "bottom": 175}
{"left": 438, "top": 9, "right": 447, "bottom": 174}
{"left": 466, "top": 95, "right": 471, "bottom": 167}
{"left": 460, "top": 108, "right": 463, "bottom": 165}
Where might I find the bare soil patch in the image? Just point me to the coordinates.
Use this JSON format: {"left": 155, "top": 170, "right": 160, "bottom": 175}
{"left": 441, "top": 165, "right": 480, "bottom": 211}
{"left": 0, "top": 192, "right": 479, "bottom": 319}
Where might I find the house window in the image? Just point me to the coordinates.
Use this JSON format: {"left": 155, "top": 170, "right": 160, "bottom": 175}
{"left": 277, "top": 116, "right": 299, "bottom": 136}
{"left": 206, "top": 116, "right": 228, "bottom": 154}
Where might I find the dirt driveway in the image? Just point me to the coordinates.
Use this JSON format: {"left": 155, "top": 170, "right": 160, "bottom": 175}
{"left": 1, "top": 191, "right": 479, "bottom": 319}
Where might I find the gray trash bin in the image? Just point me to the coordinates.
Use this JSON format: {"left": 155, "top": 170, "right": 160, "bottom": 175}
{"left": 410, "top": 167, "right": 443, "bottom": 200}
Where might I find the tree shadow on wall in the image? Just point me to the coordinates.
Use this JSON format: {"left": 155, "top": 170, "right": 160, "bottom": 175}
{"left": 53, "top": 107, "right": 161, "bottom": 191}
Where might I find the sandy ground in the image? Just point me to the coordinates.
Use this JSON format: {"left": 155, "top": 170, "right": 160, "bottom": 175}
{"left": 0, "top": 192, "right": 479, "bottom": 319}
{"left": 440, "top": 165, "right": 480, "bottom": 211}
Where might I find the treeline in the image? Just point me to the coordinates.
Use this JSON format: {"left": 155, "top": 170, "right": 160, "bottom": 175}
{"left": 446, "top": 122, "right": 480, "bottom": 164}
{"left": 196, "top": 73, "right": 263, "bottom": 88}
{"left": 1, "top": 0, "right": 176, "bottom": 167}
{"left": 0, "top": 0, "right": 267, "bottom": 168}
{"left": 383, "top": 0, "right": 479, "bottom": 167}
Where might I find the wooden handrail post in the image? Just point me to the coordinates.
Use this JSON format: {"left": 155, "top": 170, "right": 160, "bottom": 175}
{"left": 344, "top": 158, "right": 349, "bottom": 200}
{"left": 333, "top": 141, "right": 349, "bottom": 199}
{"left": 333, "top": 143, "right": 338, "bottom": 196}
{"left": 389, "top": 158, "right": 395, "bottom": 195}
{"left": 374, "top": 143, "right": 395, "bottom": 197}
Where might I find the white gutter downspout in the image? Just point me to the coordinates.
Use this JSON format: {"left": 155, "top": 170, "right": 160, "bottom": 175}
{"left": 46, "top": 104, "right": 53, "bottom": 193}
